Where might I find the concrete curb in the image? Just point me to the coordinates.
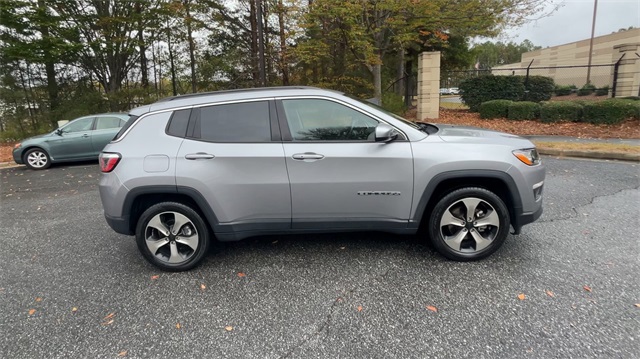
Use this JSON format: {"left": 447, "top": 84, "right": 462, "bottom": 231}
{"left": 0, "top": 161, "right": 20, "bottom": 169}
{"left": 537, "top": 148, "right": 640, "bottom": 162}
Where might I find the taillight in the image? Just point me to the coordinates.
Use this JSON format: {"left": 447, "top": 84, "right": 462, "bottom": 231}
{"left": 99, "top": 152, "right": 121, "bottom": 172}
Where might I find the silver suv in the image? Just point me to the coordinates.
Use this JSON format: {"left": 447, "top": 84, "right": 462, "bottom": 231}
{"left": 99, "top": 87, "right": 544, "bottom": 271}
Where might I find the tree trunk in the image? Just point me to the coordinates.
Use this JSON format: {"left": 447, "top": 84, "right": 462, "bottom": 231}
{"left": 395, "top": 49, "right": 405, "bottom": 96}
{"left": 37, "top": 0, "right": 59, "bottom": 127}
{"left": 136, "top": 2, "right": 149, "bottom": 89}
{"left": 373, "top": 62, "right": 382, "bottom": 104}
{"left": 277, "top": 0, "right": 289, "bottom": 85}
{"left": 167, "top": 29, "right": 178, "bottom": 96}
{"left": 184, "top": 0, "right": 197, "bottom": 93}
{"left": 250, "top": 0, "right": 259, "bottom": 85}
{"left": 256, "top": 0, "right": 266, "bottom": 86}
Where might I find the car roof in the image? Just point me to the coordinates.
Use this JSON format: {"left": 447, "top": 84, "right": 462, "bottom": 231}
{"left": 128, "top": 86, "right": 343, "bottom": 116}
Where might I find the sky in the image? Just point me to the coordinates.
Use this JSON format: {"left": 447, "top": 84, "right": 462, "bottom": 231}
{"left": 502, "top": 0, "right": 640, "bottom": 47}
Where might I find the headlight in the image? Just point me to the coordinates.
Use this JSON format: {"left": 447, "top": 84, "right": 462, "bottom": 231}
{"left": 513, "top": 148, "right": 540, "bottom": 166}
{"left": 14, "top": 143, "right": 21, "bottom": 149}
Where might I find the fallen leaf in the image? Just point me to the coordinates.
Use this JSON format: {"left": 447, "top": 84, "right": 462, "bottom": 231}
{"left": 200, "top": 284, "right": 206, "bottom": 291}
{"left": 272, "top": 240, "right": 278, "bottom": 244}
{"left": 35, "top": 297, "right": 42, "bottom": 302}
{"left": 103, "top": 312, "right": 115, "bottom": 320}
{"left": 339, "top": 246, "right": 346, "bottom": 250}
{"left": 151, "top": 275, "right": 160, "bottom": 280}
{"left": 28, "top": 309, "right": 36, "bottom": 316}
{"left": 545, "top": 290, "right": 555, "bottom": 298}
{"left": 117, "top": 350, "right": 128, "bottom": 357}
{"left": 102, "top": 319, "right": 114, "bottom": 326}
{"left": 583, "top": 285, "right": 592, "bottom": 292}
{"left": 517, "top": 293, "right": 526, "bottom": 300}
{"left": 71, "top": 307, "right": 78, "bottom": 313}
{"left": 634, "top": 304, "right": 640, "bottom": 308}
{"left": 176, "top": 323, "right": 181, "bottom": 329}
{"left": 357, "top": 305, "right": 363, "bottom": 312}
{"left": 225, "top": 325, "right": 233, "bottom": 331}
{"left": 426, "top": 305, "right": 438, "bottom": 313}
{"left": 237, "top": 272, "right": 246, "bottom": 278}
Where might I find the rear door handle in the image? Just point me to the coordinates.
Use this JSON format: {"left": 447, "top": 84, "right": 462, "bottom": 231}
{"left": 292, "top": 153, "right": 325, "bottom": 160}
{"left": 185, "top": 152, "right": 215, "bottom": 160}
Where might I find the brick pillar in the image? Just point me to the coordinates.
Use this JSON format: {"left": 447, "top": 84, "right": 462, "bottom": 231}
{"left": 417, "top": 51, "right": 440, "bottom": 121}
{"left": 612, "top": 43, "right": 640, "bottom": 97}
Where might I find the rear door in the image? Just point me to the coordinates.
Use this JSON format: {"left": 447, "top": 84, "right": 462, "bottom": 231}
{"left": 175, "top": 100, "right": 291, "bottom": 234}
{"left": 277, "top": 98, "right": 414, "bottom": 230}
{"left": 91, "top": 115, "right": 126, "bottom": 153}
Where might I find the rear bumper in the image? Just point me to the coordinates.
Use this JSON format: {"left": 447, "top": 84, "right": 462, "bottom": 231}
{"left": 105, "top": 214, "right": 133, "bottom": 235}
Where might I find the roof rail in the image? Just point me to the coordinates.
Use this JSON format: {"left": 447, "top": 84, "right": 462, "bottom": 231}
{"left": 156, "top": 86, "right": 320, "bottom": 103}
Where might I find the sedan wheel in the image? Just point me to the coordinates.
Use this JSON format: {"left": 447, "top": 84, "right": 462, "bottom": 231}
{"left": 24, "top": 148, "right": 51, "bottom": 170}
{"left": 136, "top": 202, "right": 210, "bottom": 271}
{"left": 429, "top": 187, "right": 510, "bottom": 261}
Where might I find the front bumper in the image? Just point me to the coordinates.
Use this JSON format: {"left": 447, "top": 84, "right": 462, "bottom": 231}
{"left": 12, "top": 148, "right": 24, "bottom": 164}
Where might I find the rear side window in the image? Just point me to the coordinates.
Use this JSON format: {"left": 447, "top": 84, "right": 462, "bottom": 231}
{"left": 194, "top": 101, "right": 270, "bottom": 142}
{"left": 113, "top": 115, "right": 139, "bottom": 141}
{"left": 166, "top": 109, "right": 191, "bottom": 138}
{"left": 95, "top": 116, "right": 125, "bottom": 130}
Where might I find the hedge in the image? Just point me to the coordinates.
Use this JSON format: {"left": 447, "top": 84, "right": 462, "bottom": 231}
{"left": 524, "top": 76, "right": 555, "bottom": 102}
{"left": 554, "top": 85, "right": 573, "bottom": 96}
{"left": 480, "top": 100, "right": 513, "bottom": 119}
{"left": 577, "top": 83, "right": 596, "bottom": 96}
{"left": 540, "top": 102, "right": 583, "bottom": 123}
{"left": 595, "top": 86, "right": 609, "bottom": 96}
{"left": 507, "top": 101, "right": 540, "bottom": 120}
{"left": 582, "top": 99, "right": 639, "bottom": 124}
{"left": 459, "top": 76, "right": 525, "bottom": 112}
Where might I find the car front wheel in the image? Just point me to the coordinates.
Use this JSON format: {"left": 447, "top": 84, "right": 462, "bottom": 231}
{"left": 135, "top": 202, "right": 211, "bottom": 271}
{"left": 429, "top": 187, "right": 510, "bottom": 261}
{"left": 24, "top": 148, "right": 51, "bottom": 170}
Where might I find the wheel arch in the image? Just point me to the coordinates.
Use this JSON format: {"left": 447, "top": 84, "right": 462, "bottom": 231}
{"left": 414, "top": 170, "right": 522, "bottom": 231}
{"left": 22, "top": 145, "right": 51, "bottom": 161}
{"left": 123, "top": 186, "right": 219, "bottom": 235}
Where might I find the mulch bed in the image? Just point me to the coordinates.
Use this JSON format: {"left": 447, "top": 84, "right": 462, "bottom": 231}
{"left": 408, "top": 108, "right": 640, "bottom": 139}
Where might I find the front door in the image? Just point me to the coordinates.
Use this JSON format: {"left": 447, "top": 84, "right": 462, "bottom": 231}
{"left": 175, "top": 100, "right": 291, "bottom": 234}
{"left": 47, "top": 117, "right": 95, "bottom": 160}
{"left": 278, "top": 98, "right": 414, "bottom": 230}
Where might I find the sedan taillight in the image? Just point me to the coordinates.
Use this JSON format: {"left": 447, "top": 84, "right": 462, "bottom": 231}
{"left": 99, "top": 152, "right": 121, "bottom": 173}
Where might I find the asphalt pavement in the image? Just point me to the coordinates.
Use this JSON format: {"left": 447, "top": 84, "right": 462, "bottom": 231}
{"left": 0, "top": 158, "right": 639, "bottom": 358}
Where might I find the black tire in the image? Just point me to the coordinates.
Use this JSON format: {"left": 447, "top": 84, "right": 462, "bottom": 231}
{"left": 428, "top": 187, "right": 510, "bottom": 261}
{"left": 23, "top": 148, "right": 51, "bottom": 170}
{"left": 135, "top": 202, "right": 211, "bottom": 272}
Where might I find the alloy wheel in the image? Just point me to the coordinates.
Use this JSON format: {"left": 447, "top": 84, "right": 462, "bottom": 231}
{"left": 145, "top": 211, "right": 200, "bottom": 264}
{"left": 439, "top": 197, "right": 501, "bottom": 253}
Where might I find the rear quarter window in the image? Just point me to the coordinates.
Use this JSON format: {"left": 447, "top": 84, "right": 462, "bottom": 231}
{"left": 113, "top": 115, "right": 139, "bottom": 141}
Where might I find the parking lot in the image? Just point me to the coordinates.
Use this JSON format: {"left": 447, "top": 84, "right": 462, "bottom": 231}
{"left": 1, "top": 157, "right": 638, "bottom": 358}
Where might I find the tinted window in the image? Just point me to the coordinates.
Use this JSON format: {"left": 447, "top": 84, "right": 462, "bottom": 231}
{"left": 197, "top": 101, "right": 271, "bottom": 142}
{"left": 166, "top": 109, "right": 191, "bottom": 138}
{"left": 281, "top": 99, "right": 378, "bottom": 141}
{"left": 95, "top": 116, "right": 124, "bottom": 130}
{"left": 63, "top": 117, "right": 94, "bottom": 133}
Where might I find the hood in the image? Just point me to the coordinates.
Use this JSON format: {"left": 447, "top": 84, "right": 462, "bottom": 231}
{"left": 22, "top": 132, "right": 54, "bottom": 142}
{"left": 435, "top": 124, "right": 534, "bottom": 148}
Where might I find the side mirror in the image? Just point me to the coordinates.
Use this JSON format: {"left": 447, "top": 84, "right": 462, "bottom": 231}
{"left": 55, "top": 129, "right": 64, "bottom": 136}
{"left": 375, "top": 123, "right": 398, "bottom": 143}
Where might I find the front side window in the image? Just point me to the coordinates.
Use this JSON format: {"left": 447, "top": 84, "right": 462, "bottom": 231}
{"left": 195, "top": 101, "right": 271, "bottom": 142}
{"left": 281, "top": 99, "right": 378, "bottom": 141}
{"left": 95, "top": 116, "right": 125, "bottom": 130}
{"left": 63, "top": 117, "right": 94, "bottom": 133}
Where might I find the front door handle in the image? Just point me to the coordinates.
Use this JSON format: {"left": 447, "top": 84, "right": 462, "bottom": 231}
{"left": 185, "top": 152, "right": 215, "bottom": 160}
{"left": 292, "top": 152, "right": 325, "bottom": 160}
{"left": 82, "top": 134, "right": 89, "bottom": 138}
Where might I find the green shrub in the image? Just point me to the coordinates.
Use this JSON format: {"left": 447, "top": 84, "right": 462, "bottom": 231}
{"left": 381, "top": 92, "right": 406, "bottom": 115}
{"left": 507, "top": 101, "right": 540, "bottom": 120}
{"left": 554, "top": 85, "right": 572, "bottom": 96}
{"left": 480, "top": 100, "right": 513, "bottom": 119}
{"left": 577, "top": 83, "right": 596, "bottom": 96}
{"left": 582, "top": 99, "right": 639, "bottom": 124}
{"left": 619, "top": 96, "right": 640, "bottom": 101}
{"left": 523, "top": 76, "right": 555, "bottom": 102}
{"left": 459, "top": 76, "right": 524, "bottom": 112}
{"left": 595, "top": 86, "right": 610, "bottom": 96}
{"left": 540, "top": 102, "right": 583, "bottom": 122}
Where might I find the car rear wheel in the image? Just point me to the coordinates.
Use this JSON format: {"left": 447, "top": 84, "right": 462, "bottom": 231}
{"left": 429, "top": 187, "right": 510, "bottom": 261}
{"left": 135, "top": 202, "right": 210, "bottom": 272}
{"left": 24, "top": 148, "right": 51, "bottom": 170}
